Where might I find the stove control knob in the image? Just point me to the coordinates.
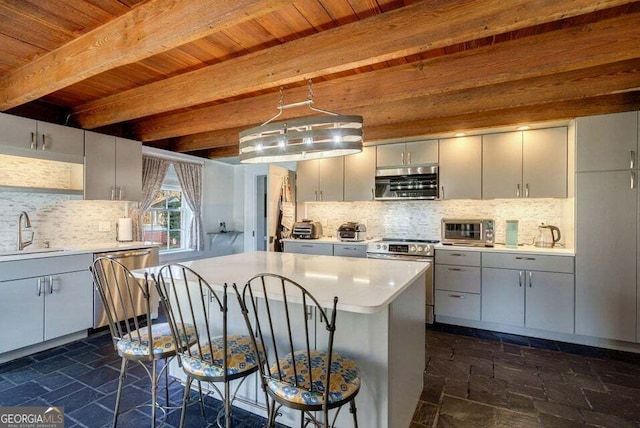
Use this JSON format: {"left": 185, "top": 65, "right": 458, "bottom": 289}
{"left": 418, "top": 246, "right": 424, "bottom": 252}
{"left": 410, "top": 245, "right": 417, "bottom": 252}
{"left": 376, "top": 244, "right": 381, "bottom": 249}
{"left": 383, "top": 244, "right": 388, "bottom": 250}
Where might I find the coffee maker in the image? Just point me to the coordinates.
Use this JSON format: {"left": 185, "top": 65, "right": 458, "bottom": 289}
{"left": 534, "top": 224, "right": 561, "bottom": 248}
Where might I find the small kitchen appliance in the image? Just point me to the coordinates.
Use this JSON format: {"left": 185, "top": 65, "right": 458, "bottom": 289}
{"left": 291, "top": 220, "right": 322, "bottom": 239}
{"left": 534, "top": 224, "right": 562, "bottom": 248}
{"left": 116, "top": 217, "right": 133, "bottom": 242}
{"left": 505, "top": 220, "right": 519, "bottom": 248}
{"left": 337, "top": 222, "right": 367, "bottom": 242}
{"left": 366, "top": 238, "right": 438, "bottom": 323}
{"left": 441, "top": 219, "right": 495, "bottom": 247}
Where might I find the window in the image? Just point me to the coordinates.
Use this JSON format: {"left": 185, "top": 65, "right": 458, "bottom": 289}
{"left": 142, "top": 165, "right": 192, "bottom": 252}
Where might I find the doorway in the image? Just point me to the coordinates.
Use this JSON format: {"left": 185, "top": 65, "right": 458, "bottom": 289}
{"left": 256, "top": 175, "right": 267, "bottom": 251}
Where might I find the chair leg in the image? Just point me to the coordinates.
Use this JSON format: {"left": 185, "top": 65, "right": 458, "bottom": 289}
{"left": 300, "top": 410, "right": 305, "bottom": 428}
{"left": 179, "top": 377, "right": 193, "bottom": 428}
{"left": 350, "top": 399, "right": 358, "bottom": 428}
{"left": 164, "top": 359, "right": 170, "bottom": 406}
{"left": 151, "top": 359, "right": 158, "bottom": 428}
{"left": 197, "top": 380, "right": 206, "bottom": 419}
{"left": 267, "top": 398, "right": 277, "bottom": 427}
{"left": 112, "top": 358, "right": 128, "bottom": 428}
{"left": 225, "top": 381, "right": 231, "bottom": 428}
{"left": 324, "top": 407, "right": 329, "bottom": 428}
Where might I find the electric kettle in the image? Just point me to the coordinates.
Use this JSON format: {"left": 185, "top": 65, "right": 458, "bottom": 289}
{"left": 534, "top": 224, "right": 561, "bottom": 248}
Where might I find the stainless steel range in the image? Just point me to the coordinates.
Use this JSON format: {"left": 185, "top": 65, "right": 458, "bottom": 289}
{"left": 366, "top": 238, "right": 437, "bottom": 323}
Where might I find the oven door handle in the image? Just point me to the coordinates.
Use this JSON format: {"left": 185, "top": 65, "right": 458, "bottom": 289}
{"left": 366, "top": 253, "right": 433, "bottom": 262}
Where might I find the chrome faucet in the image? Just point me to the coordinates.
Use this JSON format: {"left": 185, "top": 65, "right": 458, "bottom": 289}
{"left": 18, "top": 211, "right": 34, "bottom": 250}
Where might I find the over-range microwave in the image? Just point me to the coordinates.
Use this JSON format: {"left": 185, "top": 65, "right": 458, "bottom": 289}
{"left": 374, "top": 166, "right": 438, "bottom": 200}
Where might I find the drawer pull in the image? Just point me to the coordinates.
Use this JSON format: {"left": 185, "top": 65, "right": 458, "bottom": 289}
{"left": 301, "top": 245, "right": 313, "bottom": 248}
{"left": 447, "top": 268, "right": 464, "bottom": 272}
{"left": 514, "top": 256, "right": 536, "bottom": 261}
{"left": 450, "top": 253, "right": 465, "bottom": 257}
{"left": 448, "top": 294, "right": 465, "bottom": 299}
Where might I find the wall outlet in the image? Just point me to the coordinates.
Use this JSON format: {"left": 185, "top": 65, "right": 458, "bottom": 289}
{"left": 98, "top": 221, "right": 111, "bottom": 232}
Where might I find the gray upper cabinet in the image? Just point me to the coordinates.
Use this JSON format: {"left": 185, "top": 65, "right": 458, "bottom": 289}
{"left": 85, "top": 131, "right": 142, "bottom": 201}
{"left": 483, "top": 132, "right": 523, "bottom": 199}
{"left": 576, "top": 111, "right": 638, "bottom": 172}
{"left": 376, "top": 140, "right": 437, "bottom": 168}
{"left": 296, "top": 157, "right": 344, "bottom": 202}
{"left": 439, "top": 136, "right": 482, "bottom": 199}
{"left": 523, "top": 127, "right": 567, "bottom": 198}
{"left": 0, "top": 112, "right": 84, "bottom": 163}
{"left": 483, "top": 128, "right": 567, "bottom": 199}
{"left": 344, "top": 146, "right": 375, "bottom": 201}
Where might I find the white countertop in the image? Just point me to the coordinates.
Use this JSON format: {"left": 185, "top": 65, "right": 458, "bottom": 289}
{"left": 282, "top": 237, "right": 377, "bottom": 245}
{"left": 138, "top": 251, "right": 430, "bottom": 314}
{"left": 0, "top": 241, "right": 160, "bottom": 262}
{"left": 435, "top": 243, "right": 575, "bottom": 256}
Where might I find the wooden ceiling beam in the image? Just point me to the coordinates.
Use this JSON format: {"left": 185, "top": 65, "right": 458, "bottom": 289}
{"left": 172, "top": 59, "right": 640, "bottom": 153}
{"left": 0, "top": 0, "right": 294, "bottom": 110}
{"left": 138, "top": 12, "right": 640, "bottom": 142}
{"left": 206, "top": 145, "right": 241, "bottom": 159}
{"left": 364, "top": 93, "right": 640, "bottom": 142}
{"left": 72, "top": 0, "right": 636, "bottom": 128}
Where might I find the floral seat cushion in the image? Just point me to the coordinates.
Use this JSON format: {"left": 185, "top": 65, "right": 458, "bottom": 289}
{"left": 181, "top": 335, "right": 261, "bottom": 378}
{"left": 267, "top": 350, "right": 360, "bottom": 406}
{"left": 117, "top": 322, "right": 196, "bottom": 357}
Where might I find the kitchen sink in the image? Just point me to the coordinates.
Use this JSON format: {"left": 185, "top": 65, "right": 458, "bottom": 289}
{"left": 0, "top": 248, "right": 72, "bottom": 257}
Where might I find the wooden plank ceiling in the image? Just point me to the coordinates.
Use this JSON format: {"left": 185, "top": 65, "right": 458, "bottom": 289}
{"left": 1, "top": 0, "right": 640, "bottom": 160}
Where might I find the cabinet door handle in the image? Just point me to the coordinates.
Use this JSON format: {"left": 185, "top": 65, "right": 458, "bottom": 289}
{"left": 48, "top": 276, "right": 57, "bottom": 294}
{"left": 401, "top": 152, "right": 404, "bottom": 165}
{"left": 30, "top": 132, "right": 36, "bottom": 150}
{"left": 111, "top": 186, "right": 116, "bottom": 200}
{"left": 519, "top": 271, "right": 523, "bottom": 287}
{"left": 525, "top": 183, "right": 530, "bottom": 198}
{"left": 371, "top": 188, "right": 374, "bottom": 200}
{"left": 305, "top": 305, "right": 313, "bottom": 321}
{"left": 118, "top": 186, "right": 123, "bottom": 200}
{"left": 37, "top": 278, "right": 44, "bottom": 296}
{"left": 441, "top": 186, "right": 445, "bottom": 200}
{"left": 516, "top": 183, "right": 520, "bottom": 197}
{"left": 41, "top": 134, "right": 47, "bottom": 150}
{"left": 632, "top": 171, "right": 635, "bottom": 190}
{"left": 319, "top": 190, "right": 323, "bottom": 201}
{"left": 448, "top": 294, "right": 464, "bottom": 299}
{"left": 631, "top": 151, "right": 636, "bottom": 169}
{"left": 447, "top": 267, "right": 464, "bottom": 271}
{"left": 407, "top": 151, "right": 411, "bottom": 164}
{"left": 528, "top": 271, "right": 533, "bottom": 288}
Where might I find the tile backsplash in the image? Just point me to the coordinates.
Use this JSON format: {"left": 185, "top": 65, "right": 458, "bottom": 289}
{"left": 0, "top": 192, "right": 128, "bottom": 251}
{"left": 301, "top": 198, "right": 572, "bottom": 248}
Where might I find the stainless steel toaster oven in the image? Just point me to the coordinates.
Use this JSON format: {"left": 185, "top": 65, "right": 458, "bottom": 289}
{"left": 441, "top": 219, "right": 495, "bottom": 247}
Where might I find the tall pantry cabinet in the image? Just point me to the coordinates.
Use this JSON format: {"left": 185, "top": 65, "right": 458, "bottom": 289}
{"left": 575, "top": 111, "right": 639, "bottom": 343}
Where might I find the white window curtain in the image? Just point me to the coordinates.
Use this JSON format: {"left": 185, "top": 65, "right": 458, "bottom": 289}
{"left": 174, "top": 161, "right": 204, "bottom": 251}
{"left": 132, "top": 156, "right": 170, "bottom": 241}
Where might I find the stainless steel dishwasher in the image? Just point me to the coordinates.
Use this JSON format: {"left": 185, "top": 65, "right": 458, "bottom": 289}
{"left": 93, "top": 247, "right": 160, "bottom": 328}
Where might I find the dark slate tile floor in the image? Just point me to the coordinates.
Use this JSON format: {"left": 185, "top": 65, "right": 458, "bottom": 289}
{"left": 3, "top": 323, "right": 640, "bottom": 427}
{"left": 411, "top": 323, "right": 640, "bottom": 428}
{"left": 0, "top": 329, "right": 275, "bottom": 428}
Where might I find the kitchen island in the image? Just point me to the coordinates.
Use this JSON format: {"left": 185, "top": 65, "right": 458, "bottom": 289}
{"left": 140, "top": 251, "right": 429, "bottom": 428}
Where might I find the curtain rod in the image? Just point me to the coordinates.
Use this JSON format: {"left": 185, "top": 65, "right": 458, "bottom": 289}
{"left": 142, "top": 146, "right": 205, "bottom": 165}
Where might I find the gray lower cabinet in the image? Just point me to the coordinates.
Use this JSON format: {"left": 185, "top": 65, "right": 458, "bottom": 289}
{"left": 283, "top": 241, "right": 334, "bottom": 256}
{"left": 85, "top": 131, "right": 142, "bottom": 201}
{"left": 481, "top": 267, "right": 574, "bottom": 334}
{"left": 434, "top": 249, "right": 481, "bottom": 320}
{"left": 0, "top": 254, "right": 94, "bottom": 354}
{"left": 333, "top": 244, "right": 366, "bottom": 258}
{"left": 439, "top": 136, "right": 482, "bottom": 199}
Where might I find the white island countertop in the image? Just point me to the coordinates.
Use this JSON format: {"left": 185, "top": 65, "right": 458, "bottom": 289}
{"left": 141, "top": 251, "right": 430, "bottom": 315}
